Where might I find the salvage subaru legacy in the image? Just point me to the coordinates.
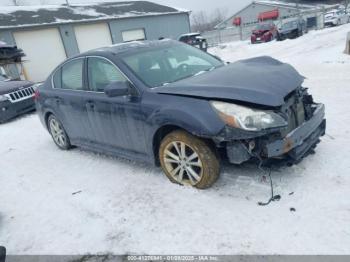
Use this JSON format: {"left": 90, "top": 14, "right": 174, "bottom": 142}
{"left": 36, "top": 40, "right": 326, "bottom": 189}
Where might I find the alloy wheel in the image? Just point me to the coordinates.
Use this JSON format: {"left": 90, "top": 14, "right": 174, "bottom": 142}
{"left": 49, "top": 117, "right": 67, "bottom": 148}
{"left": 163, "top": 141, "right": 203, "bottom": 186}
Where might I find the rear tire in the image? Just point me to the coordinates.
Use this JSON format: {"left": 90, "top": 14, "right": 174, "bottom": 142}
{"left": 47, "top": 114, "right": 71, "bottom": 150}
{"left": 159, "top": 130, "right": 220, "bottom": 189}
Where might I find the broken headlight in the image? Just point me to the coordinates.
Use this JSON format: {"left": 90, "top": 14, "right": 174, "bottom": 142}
{"left": 210, "top": 101, "right": 287, "bottom": 131}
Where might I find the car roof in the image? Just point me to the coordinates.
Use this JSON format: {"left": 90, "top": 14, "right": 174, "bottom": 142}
{"left": 73, "top": 39, "right": 179, "bottom": 58}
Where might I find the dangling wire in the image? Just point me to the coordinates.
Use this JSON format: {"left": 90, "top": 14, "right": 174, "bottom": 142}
{"left": 258, "top": 167, "right": 281, "bottom": 206}
{"left": 245, "top": 146, "right": 281, "bottom": 206}
{"left": 255, "top": 156, "right": 281, "bottom": 206}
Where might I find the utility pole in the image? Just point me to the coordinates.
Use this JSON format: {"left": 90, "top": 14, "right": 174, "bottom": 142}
{"left": 12, "top": 0, "right": 18, "bottom": 6}
{"left": 297, "top": 0, "right": 301, "bottom": 20}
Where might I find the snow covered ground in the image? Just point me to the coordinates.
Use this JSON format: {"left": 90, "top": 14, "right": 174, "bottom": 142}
{"left": 1, "top": 24, "right": 350, "bottom": 255}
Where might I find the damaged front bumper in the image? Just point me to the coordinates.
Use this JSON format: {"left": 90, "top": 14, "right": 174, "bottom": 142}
{"left": 265, "top": 104, "right": 325, "bottom": 163}
{"left": 216, "top": 103, "right": 326, "bottom": 166}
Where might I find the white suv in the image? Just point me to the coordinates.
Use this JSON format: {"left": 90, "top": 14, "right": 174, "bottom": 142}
{"left": 324, "top": 9, "right": 350, "bottom": 26}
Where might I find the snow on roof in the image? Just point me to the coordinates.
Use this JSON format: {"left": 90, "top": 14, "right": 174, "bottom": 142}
{"left": 0, "top": 1, "right": 189, "bottom": 29}
{"left": 254, "top": 0, "right": 334, "bottom": 9}
{"left": 215, "top": 0, "right": 336, "bottom": 29}
{"left": 255, "top": 0, "right": 320, "bottom": 10}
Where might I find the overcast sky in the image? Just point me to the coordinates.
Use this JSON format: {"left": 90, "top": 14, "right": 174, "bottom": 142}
{"left": 0, "top": 0, "right": 252, "bottom": 14}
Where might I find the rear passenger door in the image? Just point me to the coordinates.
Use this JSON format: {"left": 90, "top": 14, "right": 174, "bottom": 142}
{"left": 51, "top": 58, "right": 93, "bottom": 144}
{"left": 83, "top": 56, "right": 147, "bottom": 154}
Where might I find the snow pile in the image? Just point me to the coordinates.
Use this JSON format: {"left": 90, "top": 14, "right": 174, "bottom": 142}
{"left": 0, "top": 25, "right": 350, "bottom": 255}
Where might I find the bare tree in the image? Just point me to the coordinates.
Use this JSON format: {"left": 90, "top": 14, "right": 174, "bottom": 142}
{"left": 191, "top": 11, "right": 209, "bottom": 32}
{"left": 211, "top": 8, "right": 228, "bottom": 27}
{"left": 191, "top": 8, "right": 228, "bottom": 32}
{"left": 12, "top": 0, "right": 19, "bottom": 5}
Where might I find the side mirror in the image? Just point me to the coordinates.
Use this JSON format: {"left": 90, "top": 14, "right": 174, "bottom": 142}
{"left": 104, "top": 81, "right": 130, "bottom": 97}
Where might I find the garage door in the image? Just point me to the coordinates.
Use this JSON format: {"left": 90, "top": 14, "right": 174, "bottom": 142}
{"left": 74, "top": 23, "right": 112, "bottom": 53}
{"left": 13, "top": 28, "right": 67, "bottom": 82}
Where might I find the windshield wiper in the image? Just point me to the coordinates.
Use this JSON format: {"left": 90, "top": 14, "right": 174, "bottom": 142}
{"left": 194, "top": 66, "right": 215, "bottom": 76}
{"left": 158, "top": 67, "right": 216, "bottom": 87}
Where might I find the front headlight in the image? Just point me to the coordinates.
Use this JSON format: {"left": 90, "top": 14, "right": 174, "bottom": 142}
{"left": 0, "top": 95, "right": 9, "bottom": 102}
{"left": 210, "top": 101, "right": 287, "bottom": 131}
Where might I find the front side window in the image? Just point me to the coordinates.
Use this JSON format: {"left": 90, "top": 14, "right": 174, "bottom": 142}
{"left": 88, "top": 57, "right": 127, "bottom": 92}
{"left": 61, "top": 59, "right": 84, "bottom": 90}
{"left": 122, "top": 43, "right": 223, "bottom": 88}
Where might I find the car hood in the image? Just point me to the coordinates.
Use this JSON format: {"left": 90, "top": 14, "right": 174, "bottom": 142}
{"left": 151, "top": 56, "right": 304, "bottom": 107}
{"left": 0, "top": 80, "right": 33, "bottom": 95}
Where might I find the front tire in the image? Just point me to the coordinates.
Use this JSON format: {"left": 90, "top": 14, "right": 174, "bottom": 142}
{"left": 48, "top": 114, "right": 71, "bottom": 150}
{"left": 159, "top": 130, "right": 220, "bottom": 189}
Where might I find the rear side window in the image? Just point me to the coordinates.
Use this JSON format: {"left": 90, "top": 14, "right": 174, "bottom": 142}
{"left": 87, "top": 57, "right": 127, "bottom": 92}
{"left": 61, "top": 59, "right": 84, "bottom": 90}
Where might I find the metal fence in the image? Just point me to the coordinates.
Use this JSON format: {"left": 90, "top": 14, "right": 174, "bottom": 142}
{"left": 201, "top": 28, "right": 241, "bottom": 47}
{"left": 202, "top": 9, "right": 327, "bottom": 47}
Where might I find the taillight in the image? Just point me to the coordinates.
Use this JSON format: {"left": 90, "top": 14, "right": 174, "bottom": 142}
{"left": 34, "top": 89, "right": 40, "bottom": 100}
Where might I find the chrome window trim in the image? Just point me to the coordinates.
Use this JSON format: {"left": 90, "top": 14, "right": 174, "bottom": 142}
{"left": 51, "top": 55, "right": 139, "bottom": 96}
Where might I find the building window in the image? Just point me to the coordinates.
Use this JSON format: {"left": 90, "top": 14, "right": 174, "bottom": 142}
{"left": 122, "top": 29, "right": 146, "bottom": 42}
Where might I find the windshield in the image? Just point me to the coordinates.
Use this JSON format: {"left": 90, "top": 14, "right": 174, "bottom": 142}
{"left": 255, "top": 24, "right": 273, "bottom": 31}
{"left": 121, "top": 44, "right": 223, "bottom": 88}
{"left": 282, "top": 21, "right": 297, "bottom": 29}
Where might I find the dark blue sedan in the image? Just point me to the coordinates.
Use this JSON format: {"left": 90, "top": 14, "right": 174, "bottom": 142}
{"left": 36, "top": 40, "right": 325, "bottom": 189}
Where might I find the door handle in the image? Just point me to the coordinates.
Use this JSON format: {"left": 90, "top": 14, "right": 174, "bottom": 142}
{"left": 54, "top": 96, "right": 61, "bottom": 104}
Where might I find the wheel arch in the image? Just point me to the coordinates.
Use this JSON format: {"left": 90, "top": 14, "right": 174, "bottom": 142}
{"left": 152, "top": 124, "right": 184, "bottom": 166}
{"left": 44, "top": 110, "right": 54, "bottom": 130}
{"left": 152, "top": 124, "right": 218, "bottom": 166}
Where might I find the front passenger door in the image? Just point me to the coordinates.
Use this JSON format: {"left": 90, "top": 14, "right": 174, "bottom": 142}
{"left": 84, "top": 57, "right": 147, "bottom": 155}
